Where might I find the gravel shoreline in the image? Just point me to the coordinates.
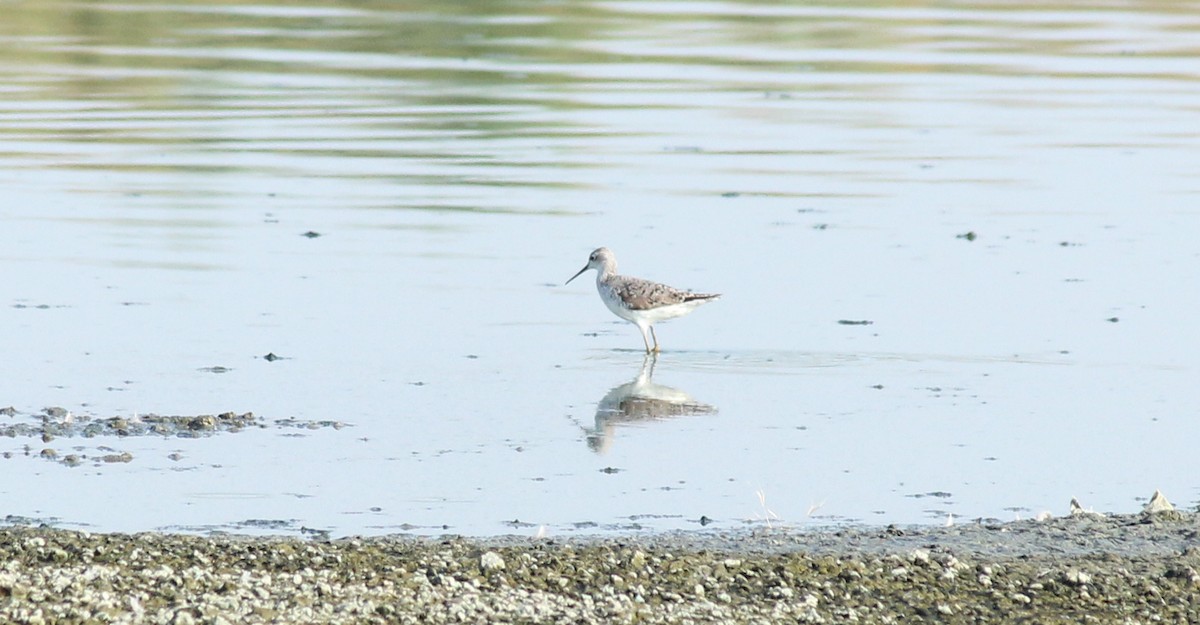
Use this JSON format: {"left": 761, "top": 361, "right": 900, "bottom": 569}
{"left": 2, "top": 510, "right": 1198, "bottom": 624}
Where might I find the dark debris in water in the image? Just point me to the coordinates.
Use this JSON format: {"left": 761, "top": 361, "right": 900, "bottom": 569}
{"left": 907, "top": 491, "right": 954, "bottom": 499}
{"left": 11, "top": 303, "right": 69, "bottom": 310}
{"left": 2, "top": 514, "right": 62, "bottom": 526}
{"left": 275, "top": 417, "right": 345, "bottom": 431}
{"left": 237, "top": 519, "right": 296, "bottom": 530}
{"left": 299, "top": 526, "right": 332, "bottom": 539}
{"left": 0, "top": 408, "right": 347, "bottom": 468}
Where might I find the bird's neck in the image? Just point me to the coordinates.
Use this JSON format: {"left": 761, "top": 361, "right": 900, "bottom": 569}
{"left": 595, "top": 264, "right": 616, "bottom": 283}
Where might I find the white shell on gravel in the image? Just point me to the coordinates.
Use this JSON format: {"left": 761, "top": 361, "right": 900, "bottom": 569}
{"left": 480, "top": 551, "right": 505, "bottom": 572}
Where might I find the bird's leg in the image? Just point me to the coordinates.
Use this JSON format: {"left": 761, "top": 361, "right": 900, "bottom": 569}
{"left": 638, "top": 323, "right": 654, "bottom": 354}
{"left": 650, "top": 326, "right": 660, "bottom": 352}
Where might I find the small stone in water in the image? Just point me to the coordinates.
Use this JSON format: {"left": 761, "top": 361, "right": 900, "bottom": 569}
{"left": 1143, "top": 489, "right": 1174, "bottom": 514}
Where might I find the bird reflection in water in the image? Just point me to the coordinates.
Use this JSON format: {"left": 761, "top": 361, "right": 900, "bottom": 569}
{"left": 585, "top": 354, "right": 717, "bottom": 453}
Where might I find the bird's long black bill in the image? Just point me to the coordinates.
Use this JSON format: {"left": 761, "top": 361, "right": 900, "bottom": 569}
{"left": 565, "top": 265, "right": 588, "bottom": 285}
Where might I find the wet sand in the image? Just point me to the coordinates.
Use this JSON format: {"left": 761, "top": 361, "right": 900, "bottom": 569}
{"left": 2, "top": 510, "right": 1198, "bottom": 623}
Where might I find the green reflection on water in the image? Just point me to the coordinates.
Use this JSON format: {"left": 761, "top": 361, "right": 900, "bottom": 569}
{"left": 0, "top": 1, "right": 631, "bottom": 213}
{"left": 0, "top": 1, "right": 1196, "bottom": 213}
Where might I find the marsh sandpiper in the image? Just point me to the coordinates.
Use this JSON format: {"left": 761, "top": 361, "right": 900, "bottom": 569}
{"left": 566, "top": 247, "right": 720, "bottom": 353}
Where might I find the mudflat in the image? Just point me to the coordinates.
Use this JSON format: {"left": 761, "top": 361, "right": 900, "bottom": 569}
{"left": 2, "top": 511, "right": 1198, "bottom": 624}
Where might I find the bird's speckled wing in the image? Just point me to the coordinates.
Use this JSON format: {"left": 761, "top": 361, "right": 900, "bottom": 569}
{"left": 610, "top": 275, "right": 719, "bottom": 310}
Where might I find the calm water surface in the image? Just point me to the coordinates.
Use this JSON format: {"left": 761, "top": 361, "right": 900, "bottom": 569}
{"left": 1, "top": 0, "right": 1198, "bottom": 535}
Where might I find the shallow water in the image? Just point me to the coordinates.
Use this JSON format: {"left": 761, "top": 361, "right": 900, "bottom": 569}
{"left": 2, "top": 0, "right": 1198, "bottom": 536}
